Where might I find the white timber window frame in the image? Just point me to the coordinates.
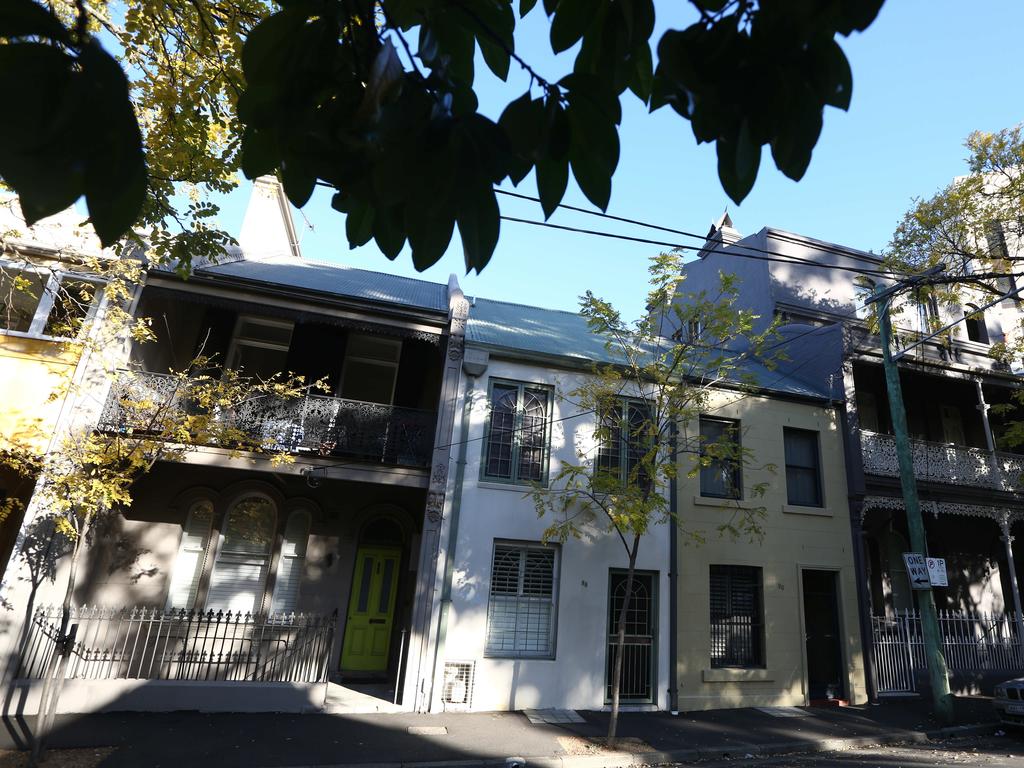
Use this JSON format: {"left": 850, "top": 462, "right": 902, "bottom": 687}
{"left": 270, "top": 509, "right": 311, "bottom": 614}
{"left": 165, "top": 499, "right": 215, "bottom": 611}
{"left": 206, "top": 494, "right": 277, "bottom": 615}
{"left": 0, "top": 258, "right": 104, "bottom": 341}
{"left": 484, "top": 541, "right": 560, "bottom": 659}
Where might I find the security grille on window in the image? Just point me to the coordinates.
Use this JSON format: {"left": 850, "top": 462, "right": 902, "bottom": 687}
{"left": 595, "top": 400, "right": 651, "bottom": 486}
{"left": 784, "top": 428, "right": 823, "bottom": 507}
{"left": 710, "top": 565, "right": 764, "bottom": 668}
{"left": 485, "top": 542, "right": 558, "bottom": 658}
{"left": 0, "top": 262, "right": 102, "bottom": 339}
{"left": 699, "top": 417, "right": 741, "bottom": 499}
{"left": 483, "top": 381, "right": 552, "bottom": 484}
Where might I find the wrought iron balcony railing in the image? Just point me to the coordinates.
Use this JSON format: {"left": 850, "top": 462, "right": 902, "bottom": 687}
{"left": 860, "top": 429, "right": 1024, "bottom": 492}
{"left": 97, "top": 370, "right": 436, "bottom": 468}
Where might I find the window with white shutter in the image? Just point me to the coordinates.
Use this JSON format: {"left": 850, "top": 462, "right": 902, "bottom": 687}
{"left": 207, "top": 495, "right": 276, "bottom": 615}
{"left": 166, "top": 500, "right": 214, "bottom": 610}
{"left": 485, "top": 542, "right": 559, "bottom": 658}
{"left": 271, "top": 510, "right": 310, "bottom": 614}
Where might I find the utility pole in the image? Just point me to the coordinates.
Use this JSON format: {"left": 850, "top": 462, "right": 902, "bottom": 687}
{"left": 868, "top": 271, "right": 953, "bottom": 723}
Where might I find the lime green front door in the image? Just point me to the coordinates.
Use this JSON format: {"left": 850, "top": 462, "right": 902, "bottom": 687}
{"left": 341, "top": 547, "right": 401, "bottom": 672}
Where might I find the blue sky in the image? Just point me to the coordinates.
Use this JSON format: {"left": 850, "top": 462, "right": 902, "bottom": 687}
{"left": 211, "top": 1, "right": 1024, "bottom": 321}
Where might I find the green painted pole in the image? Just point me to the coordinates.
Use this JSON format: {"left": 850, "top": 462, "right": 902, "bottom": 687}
{"left": 876, "top": 291, "right": 954, "bottom": 723}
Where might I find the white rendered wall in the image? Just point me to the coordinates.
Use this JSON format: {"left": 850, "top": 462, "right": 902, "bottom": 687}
{"left": 435, "top": 356, "right": 670, "bottom": 713}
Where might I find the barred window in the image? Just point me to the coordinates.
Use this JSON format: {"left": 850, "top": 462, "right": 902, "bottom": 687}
{"left": 699, "top": 417, "right": 742, "bottom": 499}
{"left": 710, "top": 565, "right": 764, "bottom": 668}
{"left": 784, "top": 428, "right": 823, "bottom": 507}
{"left": 482, "top": 381, "right": 552, "bottom": 484}
{"left": 596, "top": 399, "right": 652, "bottom": 486}
{"left": 485, "top": 542, "right": 559, "bottom": 658}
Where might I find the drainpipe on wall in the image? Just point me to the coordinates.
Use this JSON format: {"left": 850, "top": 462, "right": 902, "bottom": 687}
{"left": 668, "top": 424, "right": 679, "bottom": 715}
{"left": 429, "top": 348, "right": 488, "bottom": 709}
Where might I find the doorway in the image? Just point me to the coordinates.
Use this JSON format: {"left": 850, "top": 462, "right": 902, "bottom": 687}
{"left": 802, "top": 569, "right": 845, "bottom": 702}
{"left": 341, "top": 546, "right": 402, "bottom": 673}
{"left": 605, "top": 571, "right": 656, "bottom": 704}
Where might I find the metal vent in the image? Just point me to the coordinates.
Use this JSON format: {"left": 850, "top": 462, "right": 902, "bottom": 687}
{"left": 441, "top": 661, "right": 474, "bottom": 710}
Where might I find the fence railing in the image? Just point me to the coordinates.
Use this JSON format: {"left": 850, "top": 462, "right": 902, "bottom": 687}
{"left": 860, "top": 430, "right": 1024, "bottom": 491}
{"left": 17, "top": 606, "right": 336, "bottom": 683}
{"left": 871, "top": 610, "right": 1023, "bottom": 694}
{"left": 97, "top": 370, "right": 436, "bottom": 468}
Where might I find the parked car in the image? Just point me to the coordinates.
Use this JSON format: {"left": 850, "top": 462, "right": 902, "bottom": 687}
{"left": 994, "top": 678, "right": 1024, "bottom": 728}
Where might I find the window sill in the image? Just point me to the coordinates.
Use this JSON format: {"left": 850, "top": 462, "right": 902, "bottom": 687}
{"left": 702, "top": 668, "right": 773, "bottom": 683}
{"left": 782, "top": 504, "right": 830, "bottom": 517}
{"left": 483, "top": 654, "right": 556, "bottom": 662}
{"left": 692, "top": 495, "right": 757, "bottom": 510}
{"left": 477, "top": 480, "right": 543, "bottom": 494}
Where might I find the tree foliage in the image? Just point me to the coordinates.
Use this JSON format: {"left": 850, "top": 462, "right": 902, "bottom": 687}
{"left": 1, "top": 0, "right": 884, "bottom": 272}
{"left": 530, "top": 253, "right": 777, "bottom": 743}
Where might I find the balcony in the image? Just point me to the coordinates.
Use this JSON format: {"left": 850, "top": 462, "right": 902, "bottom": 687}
{"left": 860, "top": 430, "right": 1024, "bottom": 492}
{"left": 97, "top": 371, "right": 436, "bottom": 468}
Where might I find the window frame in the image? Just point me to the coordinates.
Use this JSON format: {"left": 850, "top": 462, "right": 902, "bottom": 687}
{"left": 225, "top": 315, "right": 294, "bottom": 379}
{"left": 270, "top": 508, "right": 311, "bottom": 615}
{"left": 783, "top": 427, "right": 824, "bottom": 508}
{"left": 963, "top": 304, "right": 989, "bottom": 344}
{"left": 698, "top": 416, "right": 743, "bottom": 500}
{"left": 480, "top": 378, "right": 554, "bottom": 487}
{"left": 205, "top": 493, "right": 278, "bottom": 615}
{"left": 165, "top": 499, "right": 215, "bottom": 611}
{"left": 339, "top": 332, "right": 402, "bottom": 405}
{"left": 709, "top": 564, "right": 765, "bottom": 669}
{"left": 484, "top": 540, "right": 560, "bottom": 660}
{"left": 595, "top": 397, "right": 653, "bottom": 487}
{"left": 0, "top": 259, "right": 104, "bottom": 342}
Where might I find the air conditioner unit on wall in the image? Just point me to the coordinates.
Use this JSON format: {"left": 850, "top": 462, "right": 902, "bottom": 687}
{"left": 441, "top": 661, "right": 475, "bottom": 710}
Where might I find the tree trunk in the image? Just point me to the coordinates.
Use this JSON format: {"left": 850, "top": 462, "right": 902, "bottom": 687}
{"left": 30, "top": 512, "right": 90, "bottom": 767}
{"left": 607, "top": 534, "right": 641, "bottom": 748}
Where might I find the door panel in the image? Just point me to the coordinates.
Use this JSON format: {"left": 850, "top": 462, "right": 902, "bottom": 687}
{"left": 341, "top": 547, "right": 401, "bottom": 672}
{"left": 605, "top": 571, "right": 656, "bottom": 703}
{"left": 802, "top": 569, "right": 844, "bottom": 701}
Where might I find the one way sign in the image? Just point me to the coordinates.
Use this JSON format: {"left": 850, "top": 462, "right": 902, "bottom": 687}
{"left": 903, "top": 552, "right": 931, "bottom": 590}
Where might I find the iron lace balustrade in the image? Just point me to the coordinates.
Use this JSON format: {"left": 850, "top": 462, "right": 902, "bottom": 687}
{"left": 97, "top": 370, "right": 436, "bottom": 468}
{"left": 860, "top": 429, "right": 1024, "bottom": 491}
{"left": 17, "top": 606, "right": 336, "bottom": 683}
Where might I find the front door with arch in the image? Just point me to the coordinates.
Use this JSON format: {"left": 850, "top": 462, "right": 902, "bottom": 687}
{"left": 341, "top": 546, "right": 401, "bottom": 673}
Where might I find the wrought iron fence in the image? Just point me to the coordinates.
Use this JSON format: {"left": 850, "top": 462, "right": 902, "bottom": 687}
{"left": 18, "top": 606, "right": 335, "bottom": 683}
{"left": 860, "top": 430, "right": 1024, "bottom": 491}
{"left": 97, "top": 370, "right": 436, "bottom": 467}
{"left": 871, "top": 610, "right": 1024, "bottom": 694}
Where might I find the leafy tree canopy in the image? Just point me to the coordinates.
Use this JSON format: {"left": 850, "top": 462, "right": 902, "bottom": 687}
{"left": 1, "top": 0, "right": 883, "bottom": 272}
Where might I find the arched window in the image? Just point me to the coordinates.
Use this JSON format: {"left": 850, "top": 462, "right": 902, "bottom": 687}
{"left": 166, "top": 500, "right": 214, "bottom": 610}
{"left": 853, "top": 277, "right": 876, "bottom": 319}
{"left": 207, "top": 495, "right": 276, "bottom": 614}
{"left": 964, "top": 304, "right": 989, "bottom": 344}
{"left": 271, "top": 510, "right": 311, "bottom": 614}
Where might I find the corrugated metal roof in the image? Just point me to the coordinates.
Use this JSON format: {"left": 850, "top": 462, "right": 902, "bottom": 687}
{"left": 194, "top": 255, "right": 450, "bottom": 313}
{"left": 466, "top": 296, "right": 830, "bottom": 399}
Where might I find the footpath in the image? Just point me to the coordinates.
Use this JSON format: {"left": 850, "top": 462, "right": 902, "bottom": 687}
{"left": 0, "top": 695, "right": 999, "bottom": 768}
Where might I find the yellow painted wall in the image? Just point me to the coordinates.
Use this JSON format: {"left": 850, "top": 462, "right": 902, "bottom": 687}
{"left": 675, "top": 392, "right": 867, "bottom": 710}
{"left": 0, "top": 334, "right": 80, "bottom": 455}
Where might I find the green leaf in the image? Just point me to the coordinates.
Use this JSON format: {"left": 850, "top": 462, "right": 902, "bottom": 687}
{"left": 520, "top": 0, "right": 539, "bottom": 16}
{"left": 810, "top": 39, "right": 853, "bottom": 110}
{"left": 280, "top": 156, "right": 316, "bottom": 208}
{"left": 569, "top": 140, "right": 612, "bottom": 211}
{"left": 240, "top": 126, "right": 279, "bottom": 180}
{"left": 372, "top": 205, "right": 407, "bottom": 260}
{"left": 336, "top": 194, "right": 375, "bottom": 248}
{"left": 498, "top": 91, "right": 545, "bottom": 184}
{"left": 769, "top": 90, "right": 822, "bottom": 182}
{"left": 242, "top": 9, "right": 306, "bottom": 81}
{"left": 535, "top": 156, "right": 568, "bottom": 219}
{"left": 78, "top": 41, "right": 147, "bottom": 246}
{"left": 478, "top": 37, "right": 511, "bottom": 81}
{"left": 628, "top": 42, "right": 654, "bottom": 103}
{"left": 0, "top": 0, "right": 71, "bottom": 43}
{"left": 550, "top": 0, "right": 592, "bottom": 53}
{"left": 458, "top": 185, "right": 500, "bottom": 273}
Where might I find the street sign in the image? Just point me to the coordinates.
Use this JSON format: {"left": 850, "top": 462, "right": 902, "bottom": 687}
{"left": 926, "top": 557, "right": 948, "bottom": 587}
{"left": 902, "top": 552, "right": 931, "bottom": 590}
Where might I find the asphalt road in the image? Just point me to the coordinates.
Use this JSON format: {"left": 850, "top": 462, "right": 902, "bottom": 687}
{"left": 674, "top": 734, "right": 1024, "bottom": 768}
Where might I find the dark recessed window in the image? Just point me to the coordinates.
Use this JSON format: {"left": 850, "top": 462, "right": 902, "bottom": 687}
{"left": 710, "top": 565, "right": 764, "bottom": 668}
{"left": 699, "top": 417, "right": 742, "bottom": 499}
{"left": 784, "top": 427, "right": 823, "bottom": 507}
{"left": 482, "top": 381, "right": 552, "bottom": 485}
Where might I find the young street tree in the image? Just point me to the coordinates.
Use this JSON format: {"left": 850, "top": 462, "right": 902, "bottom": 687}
{"left": 531, "top": 253, "right": 776, "bottom": 745}
{"left": 0, "top": 0, "right": 884, "bottom": 271}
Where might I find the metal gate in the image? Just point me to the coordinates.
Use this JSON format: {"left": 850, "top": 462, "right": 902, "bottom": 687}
{"left": 870, "top": 615, "right": 916, "bottom": 695}
{"left": 606, "top": 571, "right": 655, "bottom": 703}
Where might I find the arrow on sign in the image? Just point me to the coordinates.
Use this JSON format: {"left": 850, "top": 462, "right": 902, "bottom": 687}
{"left": 911, "top": 574, "right": 930, "bottom": 587}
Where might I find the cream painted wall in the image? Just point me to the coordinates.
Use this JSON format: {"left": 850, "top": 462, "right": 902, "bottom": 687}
{"left": 0, "top": 335, "right": 80, "bottom": 455}
{"left": 675, "top": 391, "right": 867, "bottom": 710}
{"left": 437, "top": 356, "right": 671, "bottom": 713}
